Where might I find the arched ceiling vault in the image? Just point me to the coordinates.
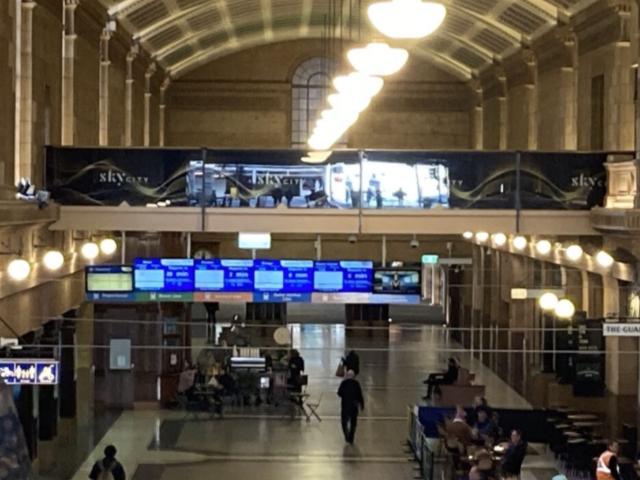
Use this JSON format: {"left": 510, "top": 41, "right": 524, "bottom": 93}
{"left": 99, "top": 0, "right": 599, "bottom": 81}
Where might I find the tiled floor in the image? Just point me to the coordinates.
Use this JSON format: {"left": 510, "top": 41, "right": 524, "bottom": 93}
{"left": 62, "top": 324, "right": 551, "bottom": 480}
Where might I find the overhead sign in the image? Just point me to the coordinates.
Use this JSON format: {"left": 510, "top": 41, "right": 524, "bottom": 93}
{"left": 238, "top": 233, "right": 271, "bottom": 249}
{"left": 421, "top": 255, "right": 439, "bottom": 265}
{"left": 603, "top": 323, "right": 640, "bottom": 337}
{"left": 0, "top": 359, "right": 59, "bottom": 385}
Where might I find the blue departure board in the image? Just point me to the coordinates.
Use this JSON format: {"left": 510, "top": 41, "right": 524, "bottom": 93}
{"left": 254, "top": 260, "right": 314, "bottom": 293}
{"left": 313, "top": 261, "right": 373, "bottom": 292}
{"left": 194, "top": 259, "right": 253, "bottom": 292}
{"left": 134, "top": 258, "right": 194, "bottom": 292}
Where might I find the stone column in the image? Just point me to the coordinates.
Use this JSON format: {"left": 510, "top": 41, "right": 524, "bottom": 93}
{"left": 158, "top": 76, "right": 170, "bottom": 146}
{"left": 0, "top": 0, "right": 17, "bottom": 192}
{"left": 124, "top": 46, "right": 137, "bottom": 146}
{"left": 469, "top": 79, "right": 483, "bottom": 149}
{"left": 533, "top": 27, "right": 578, "bottom": 150}
{"left": 504, "top": 48, "right": 538, "bottom": 150}
{"left": 61, "top": 0, "right": 78, "bottom": 146}
{"left": 98, "top": 26, "right": 111, "bottom": 146}
{"left": 143, "top": 62, "right": 156, "bottom": 146}
{"left": 480, "top": 65, "right": 507, "bottom": 150}
{"left": 17, "top": 0, "right": 36, "bottom": 181}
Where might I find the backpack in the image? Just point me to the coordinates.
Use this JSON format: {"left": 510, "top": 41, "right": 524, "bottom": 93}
{"left": 97, "top": 460, "right": 116, "bottom": 480}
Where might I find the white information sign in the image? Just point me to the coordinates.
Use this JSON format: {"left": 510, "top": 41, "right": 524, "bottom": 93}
{"left": 602, "top": 323, "right": 640, "bottom": 337}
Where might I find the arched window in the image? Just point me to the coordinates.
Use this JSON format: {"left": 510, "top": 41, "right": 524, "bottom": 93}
{"left": 291, "top": 57, "right": 332, "bottom": 148}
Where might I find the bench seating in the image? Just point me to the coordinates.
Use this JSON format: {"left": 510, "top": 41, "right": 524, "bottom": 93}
{"left": 436, "top": 368, "right": 485, "bottom": 406}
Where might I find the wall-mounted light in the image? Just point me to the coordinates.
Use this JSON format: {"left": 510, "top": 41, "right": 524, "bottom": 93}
{"left": 564, "top": 244, "right": 583, "bottom": 262}
{"left": 100, "top": 238, "right": 117, "bottom": 256}
{"left": 492, "top": 233, "right": 507, "bottom": 247}
{"left": 475, "top": 231, "right": 489, "bottom": 243}
{"left": 535, "top": 240, "right": 552, "bottom": 255}
{"left": 462, "top": 231, "right": 473, "bottom": 240}
{"left": 7, "top": 258, "right": 31, "bottom": 281}
{"left": 81, "top": 242, "right": 99, "bottom": 260}
{"left": 538, "top": 292, "right": 559, "bottom": 311}
{"left": 43, "top": 250, "right": 64, "bottom": 271}
{"left": 555, "top": 299, "right": 575, "bottom": 319}
{"left": 595, "top": 250, "right": 614, "bottom": 268}
{"left": 512, "top": 236, "right": 527, "bottom": 251}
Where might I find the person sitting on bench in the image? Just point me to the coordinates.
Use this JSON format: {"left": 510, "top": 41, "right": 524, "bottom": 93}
{"left": 423, "top": 357, "right": 459, "bottom": 400}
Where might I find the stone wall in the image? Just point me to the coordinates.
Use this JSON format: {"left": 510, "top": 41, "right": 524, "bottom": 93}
{"left": 166, "top": 39, "right": 472, "bottom": 149}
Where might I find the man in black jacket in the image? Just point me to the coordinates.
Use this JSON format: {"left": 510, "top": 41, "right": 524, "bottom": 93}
{"left": 338, "top": 370, "right": 364, "bottom": 444}
{"left": 501, "top": 429, "right": 528, "bottom": 479}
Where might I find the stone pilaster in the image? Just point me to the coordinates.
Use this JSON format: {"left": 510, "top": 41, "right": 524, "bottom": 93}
{"left": 479, "top": 64, "right": 507, "bottom": 150}
{"left": 61, "top": 0, "right": 78, "bottom": 146}
{"left": 98, "top": 25, "right": 111, "bottom": 146}
{"left": 573, "top": 0, "right": 634, "bottom": 150}
{"left": 143, "top": 62, "right": 156, "bottom": 146}
{"left": 533, "top": 26, "right": 578, "bottom": 150}
{"left": 159, "top": 76, "right": 170, "bottom": 146}
{"left": 468, "top": 79, "right": 483, "bottom": 149}
{"left": 124, "top": 46, "right": 137, "bottom": 146}
{"left": 504, "top": 48, "right": 538, "bottom": 150}
{"left": 17, "top": 1, "right": 36, "bottom": 181}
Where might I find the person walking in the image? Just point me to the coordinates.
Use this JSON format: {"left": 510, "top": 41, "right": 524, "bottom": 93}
{"left": 343, "top": 350, "right": 360, "bottom": 376}
{"left": 89, "top": 445, "right": 126, "bottom": 480}
{"left": 338, "top": 370, "right": 364, "bottom": 444}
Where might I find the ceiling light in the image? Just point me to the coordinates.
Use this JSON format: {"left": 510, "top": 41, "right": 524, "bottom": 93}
{"left": 462, "top": 231, "right": 473, "bottom": 240}
{"left": 328, "top": 92, "right": 371, "bottom": 113}
{"left": 81, "top": 242, "right": 100, "bottom": 260}
{"left": 538, "top": 292, "right": 559, "bottom": 311}
{"left": 368, "top": 0, "right": 446, "bottom": 39}
{"left": 333, "top": 73, "right": 384, "bottom": 98}
{"left": 475, "top": 231, "right": 489, "bottom": 243}
{"left": 535, "top": 240, "right": 552, "bottom": 255}
{"left": 555, "top": 299, "right": 576, "bottom": 319}
{"left": 347, "top": 42, "right": 409, "bottom": 76}
{"left": 595, "top": 250, "right": 614, "bottom": 268}
{"left": 7, "top": 258, "right": 31, "bottom": 281}
{"left": 43, "top": 250, "right": 64, "bottom": 271}
{"left": 492, "top": 233, "right": 507, "bottom": 247}
{"left": 512, "top": 236, "right": 528, "bottom": 251}
{"left": 565, "top": 245, "right": 583, "bottom": 262}
{"left": 100, "top": 238, "right": 117, "bottom": 256}
{"left": 302, "top": 151, "right": 332, "bottom": 164}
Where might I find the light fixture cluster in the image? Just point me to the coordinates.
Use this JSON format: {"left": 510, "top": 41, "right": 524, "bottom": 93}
{"left": 462, "top": 231, "right": 618, "bottom": 269}
{"left": 5, "top": 237, "right": 118, "bottom": 282}
{"left": 538, "top": 292, "right": 576, "bottom": 319}
{"left": 307, "top": 0, "right": 446, "bottom": 152}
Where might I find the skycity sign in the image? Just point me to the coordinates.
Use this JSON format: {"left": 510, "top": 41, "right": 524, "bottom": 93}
{"left": 0, "top": 359, "right": 59, "bottom": 385}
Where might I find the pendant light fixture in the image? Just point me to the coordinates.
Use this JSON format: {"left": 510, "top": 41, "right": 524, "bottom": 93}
{"left": 368, "top": 0, "right": 446, "bottom": 39}
{"left": 347, "top": 42, "right": 409, "bottom": 76}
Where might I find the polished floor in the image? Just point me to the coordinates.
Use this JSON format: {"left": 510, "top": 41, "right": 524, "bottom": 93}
{"left": 59, "top": 324, "right": 547, "bottom": 480}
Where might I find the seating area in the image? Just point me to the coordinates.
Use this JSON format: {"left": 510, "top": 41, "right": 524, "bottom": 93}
{"left": 430, "top": 366, "right": 486, "bottom": 407}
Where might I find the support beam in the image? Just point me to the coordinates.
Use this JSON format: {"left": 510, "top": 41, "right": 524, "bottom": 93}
{"left": 17, "top": 1, "right": 36, "bottom": 182}
{"left": 124, "top": 46, "right": 138, "bottom": 146}
{"left": 158, "top": 76, "right": 170, "bottom": 146}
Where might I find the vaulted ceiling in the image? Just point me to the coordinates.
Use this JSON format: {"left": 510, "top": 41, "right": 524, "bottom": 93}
{"left": 100, "top": 0, "right": 597, "bottom": 79}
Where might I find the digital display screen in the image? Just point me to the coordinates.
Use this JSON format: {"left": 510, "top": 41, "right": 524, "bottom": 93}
{"left": 374, "top": 269, "right": 421, "bottom": 294}
{"left": 134, "top": 258, "right": 194, "bottom": 292}
{"left": 194, "top": 259, "right": 253, "bottom": 292}
{"left": 254, "top": 260, "right": 314, "bottom": 293}
{"left": 313, "top": 261, "right": 373, "bottom": 292}
{"left": 86, "top": 266, "right": 133, "bottom": 293}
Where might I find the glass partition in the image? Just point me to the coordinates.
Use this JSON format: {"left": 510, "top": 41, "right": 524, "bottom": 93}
{"left": 45, "top": 147, "right": 613, "bottom": 211}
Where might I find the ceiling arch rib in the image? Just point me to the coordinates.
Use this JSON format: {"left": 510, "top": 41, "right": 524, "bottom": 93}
{"left": 100, "top": 0, "right": 587, "bottom": 80}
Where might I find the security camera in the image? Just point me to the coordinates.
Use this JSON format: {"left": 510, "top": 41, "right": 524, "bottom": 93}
{"left": 347, "top": 235, "right": 357, "bottom": 244}
{"left": 410, "top": 239, "right": 419, "bottom": 249}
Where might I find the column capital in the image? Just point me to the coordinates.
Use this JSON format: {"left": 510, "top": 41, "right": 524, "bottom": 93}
{"left": 479, "top": 62, "right": 507, "bottom": 99}
{"left": 502, "top": 47, "right": 537, "bottom": 88}
{"left": 21, "top": 1, "right": 37, "bottom": 10}
{"left": 64, "top": 0, "right": 80, "bottom": 6}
